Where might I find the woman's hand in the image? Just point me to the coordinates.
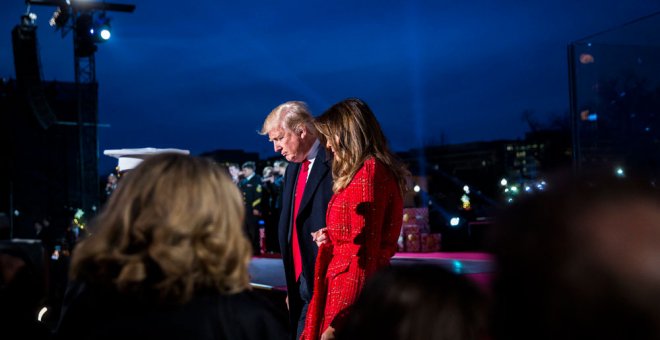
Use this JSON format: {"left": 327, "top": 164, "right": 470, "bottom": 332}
{"left": 320, "top": 326, "right": 335, "bottom": 340}
{"left": 311, "top": 228, "right": 329, "bottom": 247}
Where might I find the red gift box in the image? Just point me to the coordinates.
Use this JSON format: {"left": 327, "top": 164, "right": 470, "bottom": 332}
{"left": 420, "top": 233, "right": 441, "bottom": 252}
{"left": 402, "top": 207, "right": 429, "bottom": 224}
{"left": 402, "top": 225, "right": 421, "bottom": 252}
{"left": 402, "top": 208, "right": 430, "bottom": 232}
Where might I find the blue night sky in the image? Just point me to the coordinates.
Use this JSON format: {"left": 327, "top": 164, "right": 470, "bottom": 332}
{"left": 2, "top": 0, "right": 659, "bottom": 173}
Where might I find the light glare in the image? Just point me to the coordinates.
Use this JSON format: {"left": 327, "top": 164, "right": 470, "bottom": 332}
{"left": 100, "top": 29, "right": 111, "bottom": 40}
{"left": 615, "top": 167, "right": 625, "bottom": 177}
{"left": 38, "top": 307, "right": 48, "bottom": 322}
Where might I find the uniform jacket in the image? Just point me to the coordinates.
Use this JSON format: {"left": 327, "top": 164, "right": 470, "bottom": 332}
{"left": 240, "top": 174, "right": 263, "bottom": 214}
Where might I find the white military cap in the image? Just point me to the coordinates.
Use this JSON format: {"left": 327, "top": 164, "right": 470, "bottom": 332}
{"left": 103, "top": 147, "right": 190, "bottom": 172}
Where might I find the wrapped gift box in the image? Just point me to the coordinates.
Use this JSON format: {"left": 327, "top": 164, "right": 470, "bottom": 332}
{"left": 402, "top": 208, "right": 430, "bottom": 233}
{"left": 402, "top": 225, "right": 421, "bottom": 252}
{"left": 420, "top": 233, "right": 441, "bottom": 252}
{"left": 402, "top": 207, "right": 429, "bottom": 225}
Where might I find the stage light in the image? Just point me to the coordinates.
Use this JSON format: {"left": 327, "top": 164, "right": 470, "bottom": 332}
{"left": 450, "top": 217, "right": 460, "bottom": 227}
{"left": 49, "top": 6, "right": 69, "bottom": 29}
{"left": 75, "top": 13, "right": 93, "bottom": 37}
{"left": 500, "top": 178, "right": 508, "bottom": 186}
{"left": 615, "top": 167, "right": 625, "bottom": 177}
{"left": 21, "top": 13, "right": 37, "bottom": 26}
{"left": 93, "top": 13, "right": 112, "bottom": 42}
{"left": 99, "top": 27, "right": 111, "bottom": 40}
{"left": 74, "top": 13, "right": 97, "bottom": 57}
{"left": 413, "top": 185, "right": 421, "bottom": 193}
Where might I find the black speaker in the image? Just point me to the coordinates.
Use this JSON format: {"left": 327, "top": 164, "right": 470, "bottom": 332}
{"left": 11, "top": 23, "right": 57, "bottom": 130}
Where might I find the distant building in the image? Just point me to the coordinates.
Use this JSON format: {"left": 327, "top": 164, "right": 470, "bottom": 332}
{"left": 398, "top": 130, "right": 570, "bottom": 249}
{"left": 504, "top": 129, "right": 572, "bottom": 183}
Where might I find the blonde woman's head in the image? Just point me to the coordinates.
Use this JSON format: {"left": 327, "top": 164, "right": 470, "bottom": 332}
{"left": 71, "top": 153, "right": 251, "bottom": 303}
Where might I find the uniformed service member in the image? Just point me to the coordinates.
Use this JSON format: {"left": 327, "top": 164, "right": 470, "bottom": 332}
{"left": 238, "top": 161, "right": 263, "bottom": 255}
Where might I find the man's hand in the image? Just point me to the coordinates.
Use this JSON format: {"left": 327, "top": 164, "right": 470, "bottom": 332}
{"left": 285, "top": 295, "right": 289, "bottom": 310}
{"left": 321, "top": 326, "right": 335, "bottom": 340}
{"left": 311, "top": 228, "right": 329, "bottom": 247}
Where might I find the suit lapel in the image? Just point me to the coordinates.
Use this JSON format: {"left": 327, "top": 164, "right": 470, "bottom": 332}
{"left": 282, "top": 162, "right": 299, "bottom": 243}
{"left": 298, "top": 147, "right": 331, "bottom": 218}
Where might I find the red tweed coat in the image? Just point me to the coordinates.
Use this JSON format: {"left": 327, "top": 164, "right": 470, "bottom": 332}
{"left": 301, "top": 157, "right": 403, "bottom": 339}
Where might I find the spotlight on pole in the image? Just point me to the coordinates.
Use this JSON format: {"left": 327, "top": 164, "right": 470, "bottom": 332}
{"left": 49, "top": 6, "right": 70, "bottom": 29}
{"left": 99, "top": 26, "right": 111, "bottom": 40}
{"left": 21, "top": 12, "right": 38, "bottom": 26}
{"left": 93, "top": 12, "right": 111, "bottom": 41}
{"left": 74, "top": 12, "right": 96, "bottom": 57}
{"left": 29, "top": 0, "right": 135, "bottom": 48}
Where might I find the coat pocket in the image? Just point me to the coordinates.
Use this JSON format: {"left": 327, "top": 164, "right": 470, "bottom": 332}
{"left": 326, "top": 255, "right": 355, "bottom": 279}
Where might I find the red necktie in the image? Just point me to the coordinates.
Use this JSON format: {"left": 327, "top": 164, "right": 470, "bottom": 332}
{"left": 292, "top": 159, "right": 310, "bottom": 280}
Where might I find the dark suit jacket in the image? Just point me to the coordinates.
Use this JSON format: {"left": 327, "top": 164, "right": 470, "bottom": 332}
{"left": 278, "top": 146, "right": 333, "bottom": 326}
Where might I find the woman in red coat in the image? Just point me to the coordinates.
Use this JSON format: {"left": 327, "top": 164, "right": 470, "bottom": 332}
{"left": 301, "top": 98, "right": 409, "bottom": 340}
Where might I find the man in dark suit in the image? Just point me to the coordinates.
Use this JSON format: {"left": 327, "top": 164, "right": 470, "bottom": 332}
{"left": 260, "top": 101, "right": 334, "bottom": 339}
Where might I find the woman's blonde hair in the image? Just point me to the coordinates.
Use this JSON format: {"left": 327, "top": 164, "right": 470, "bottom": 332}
{"left": 314, "top": 98, "right": 410, "bottom": 194}
{"left": 70, "top": 153, "right": 251, "bottom": 303}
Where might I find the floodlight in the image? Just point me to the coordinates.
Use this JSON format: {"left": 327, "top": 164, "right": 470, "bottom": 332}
{"left": 49, "top": 6, "right": 69, "bottom": 28}
{"left": 21, "top": 13, "right": 37, "bottom": 26}
{"left": 93, "top": 13, "right": 112, "bottom": 42}
{"left": 99, "top": 27, "right": 111, "bottom": 40}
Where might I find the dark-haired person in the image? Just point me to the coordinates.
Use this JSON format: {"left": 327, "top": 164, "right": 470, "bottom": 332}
{"left": 337, "top": 265, "right": 488, "bottom": 340}
{"left": 302, "top": 98, "right": 409, "bottom": 340}
{"left": 492, "top": 173, "right": 660, "bottom": 340}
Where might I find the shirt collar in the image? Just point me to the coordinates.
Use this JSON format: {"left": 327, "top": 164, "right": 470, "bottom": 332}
{"left": 306, "top": 139, "right": 320, "bottom": 162}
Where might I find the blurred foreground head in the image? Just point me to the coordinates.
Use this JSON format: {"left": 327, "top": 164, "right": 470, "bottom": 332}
{"left": 70, "top": 153, "right": 251, "bottom": 303}
{"left": 337, "top": 264, "right": 488, "bottom": 340}
{"left": 492, "top": 173, "right": 660, "bottom": 339}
